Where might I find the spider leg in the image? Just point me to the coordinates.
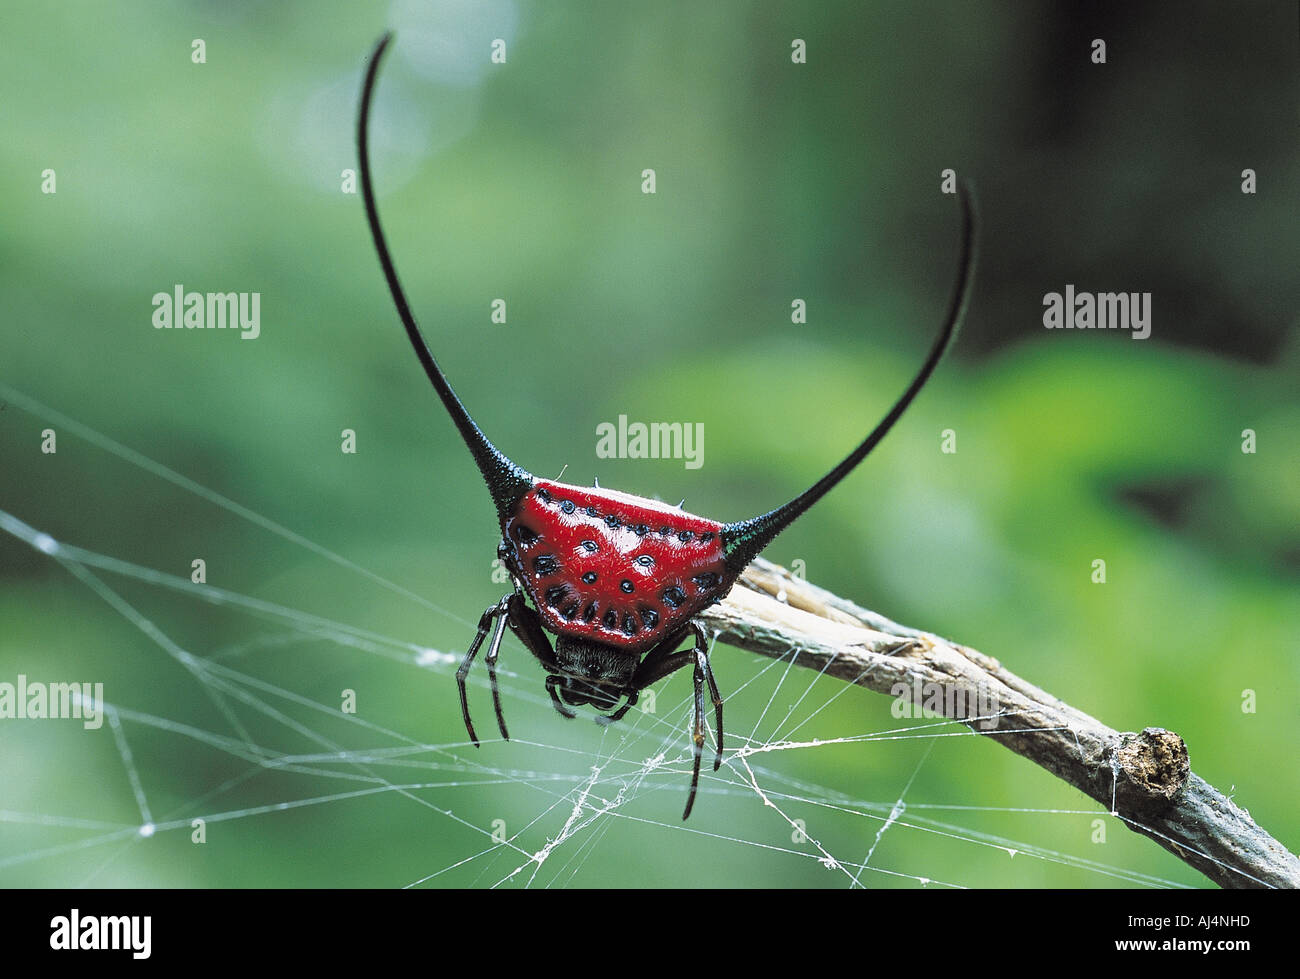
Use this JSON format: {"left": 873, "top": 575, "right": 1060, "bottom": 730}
{"left": 545, "top": 675, "right": 577, "bottom": 719}
{"left": 683, "top": 646, "right": 707, "bottom": 820}
{"left": 628, "top": 632, "right": 694, "bottom": 688}
{"left": 624, "top": 624, "right": 727, "bottom": 819}
{"left": 594, "top": 691, "right": 638, "bottom": 725}
{"left": 484, "top": 604, "right": 511, "bottom": 742}
{"left": 500, "top": 592, "right": 574, "bottom": 723}
{"left": 457, "top": 597, "right": 511, "bottom": 747}
{"left": 503, "top": 592, "right": 559, "bottom": 668}
{"left": 689, "top": 621, "right": 725, "bottom": 774}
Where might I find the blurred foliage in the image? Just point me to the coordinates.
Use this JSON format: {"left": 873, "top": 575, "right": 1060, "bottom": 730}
{"left": 0, "top": 1, "right": 1296, "bottom": 887}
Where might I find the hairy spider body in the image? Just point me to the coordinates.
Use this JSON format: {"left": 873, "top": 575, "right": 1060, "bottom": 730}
{"left": 356, "top": 33, "right": 976, "bottom": 819}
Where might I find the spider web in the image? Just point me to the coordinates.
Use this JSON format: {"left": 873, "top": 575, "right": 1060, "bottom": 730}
{"left": 0, "top": 384, "right": 1203, "bottom": 889}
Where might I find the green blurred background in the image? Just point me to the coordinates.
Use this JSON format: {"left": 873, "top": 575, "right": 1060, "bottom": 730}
{"left": 1, "top": 1, "right": 1296, "bottom": 888}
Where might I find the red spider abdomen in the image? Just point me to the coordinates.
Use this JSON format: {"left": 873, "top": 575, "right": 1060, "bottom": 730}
{"left": 502, "top": 479, "right": 730, "bottom": 651}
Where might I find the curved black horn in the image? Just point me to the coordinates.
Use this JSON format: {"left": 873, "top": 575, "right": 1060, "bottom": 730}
{"left": 722, "top": 181, "right": 978, "bottom": 572}
{"left": 357, "top": 33, "right": 533, "bottom": 523}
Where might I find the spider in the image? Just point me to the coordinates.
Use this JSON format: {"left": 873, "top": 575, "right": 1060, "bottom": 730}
{"left": 355, "top": 33, "right": 976, "bottom": 818}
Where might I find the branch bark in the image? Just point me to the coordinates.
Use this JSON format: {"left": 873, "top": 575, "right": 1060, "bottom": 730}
{"left": 699, "top": 557, "right": 1300, "bottom": 889}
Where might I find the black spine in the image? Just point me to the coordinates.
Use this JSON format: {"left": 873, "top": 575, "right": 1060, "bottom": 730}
{"left": 722, "top": 181, "right": 978, "bottom": 572}
{"left": 357, "top": 33, "right": 532, "bottom": 524}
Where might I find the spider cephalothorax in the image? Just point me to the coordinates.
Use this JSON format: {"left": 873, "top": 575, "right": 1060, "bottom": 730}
{"left": 551, "top": 636, "right": 634, "bottom": 713}
{"left": 356, "top": 33, "right": 977, "bottom": 818}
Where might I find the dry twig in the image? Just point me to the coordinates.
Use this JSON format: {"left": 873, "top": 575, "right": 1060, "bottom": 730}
{"left": 700, "top": 557, "right": 1300, "bottom": 889}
